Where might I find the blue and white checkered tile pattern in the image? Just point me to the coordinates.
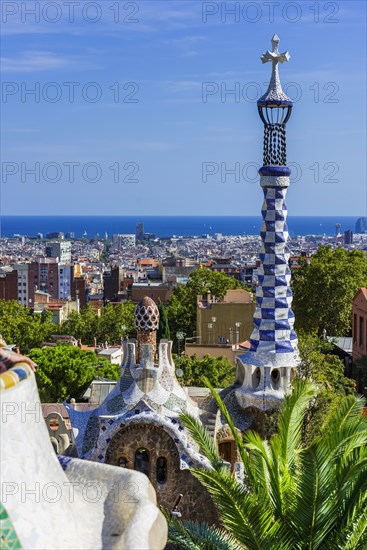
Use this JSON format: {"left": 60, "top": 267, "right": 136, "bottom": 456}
{"left": 250, "top": 178, "right": 297, "bottom": 354}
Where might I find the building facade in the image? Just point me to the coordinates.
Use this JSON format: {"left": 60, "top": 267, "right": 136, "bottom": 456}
{"left": 103, "top": 266, "right": 125, "bottom": 301}
{"left": 66, "top": 297, "right": 218, "bottom": 522}
{"left": 352, "top": 288, "right": 367, "bottom": 362}
{"left": 196, "top": 289, "right": 255, "bottom": 345}
{"left": 111, "top": 234, "right": 136, "bottom": 250}
{"left": 46, "top": 241, "right": 72, "bottom": 263}
{"left": 0, "top": 262, "right": 85, "bottom": 307}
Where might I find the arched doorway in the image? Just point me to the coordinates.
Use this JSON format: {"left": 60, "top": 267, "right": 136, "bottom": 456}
{"left": 216, "top": 425, "right": 241, "bottom": 470}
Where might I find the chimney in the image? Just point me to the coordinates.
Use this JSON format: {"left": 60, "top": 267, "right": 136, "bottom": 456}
{"left": 135, "top": 297, "right": 159, "bottom": 363}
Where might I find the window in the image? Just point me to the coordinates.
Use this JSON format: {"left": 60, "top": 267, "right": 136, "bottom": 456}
{"left": 156, "top": 457, "right": 167, "bottom": 484}
{"left": 359, "top": 317, "right": 364, "bottom": 348}
{"left": 252, "top": 367, "right": 261, "bottom": 389}
{"left": 118, "top": 457, "right": 128, "bottom": 468}
{"left": 353, "top": 314, "right": 357, "bottom": 344}
{"left": 271, "top": 369, "right": 280, "bottom": 390}
{"left": 134, "top": 448, "right": 149, "bottom": 477}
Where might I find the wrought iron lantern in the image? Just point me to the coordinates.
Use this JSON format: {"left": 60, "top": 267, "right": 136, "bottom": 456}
{"left": 257, "top": 34, "right": 292, "bottom": 166}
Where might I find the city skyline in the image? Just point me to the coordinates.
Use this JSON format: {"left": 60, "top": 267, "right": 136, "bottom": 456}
{"left": 1, "top": 0, "right": 366, "bottom": 216}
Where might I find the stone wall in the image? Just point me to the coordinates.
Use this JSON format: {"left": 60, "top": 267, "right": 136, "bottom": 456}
{"left": 105, "top": 424, "right": 218, "bottom": 523}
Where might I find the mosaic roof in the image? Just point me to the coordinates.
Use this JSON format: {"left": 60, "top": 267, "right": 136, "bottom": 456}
{"left": 66, "top": 339, "right": 209, "bottom": 469}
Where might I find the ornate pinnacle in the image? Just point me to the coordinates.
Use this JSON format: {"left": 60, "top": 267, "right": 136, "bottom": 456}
{"left": 261, "top": 34, "right": 290, "bottom": 66}
{"left": 259, "top": 34, "right": 292, "bottom": 105}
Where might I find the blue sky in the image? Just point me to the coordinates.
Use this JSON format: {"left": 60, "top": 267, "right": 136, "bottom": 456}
{"left": 1, "top": 0, "right": 366, "bottom": 216}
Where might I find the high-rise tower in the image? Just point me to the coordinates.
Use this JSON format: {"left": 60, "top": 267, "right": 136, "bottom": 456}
{"left": 236, "top": 35, "right": 299, "bottom": 411}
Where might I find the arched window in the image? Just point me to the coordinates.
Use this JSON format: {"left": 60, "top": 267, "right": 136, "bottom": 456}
{"left": 156, "top": 457, "right": 167, "bottom": 484}
{"left": 271, "top": 368, "right": 280, "bottom": 390}
{"left": 118, "top": 456, "right": 128, "bottom": 468}
{"left": 252, "top": 367, "right": 261, "bottom": 389}
{"left": 134, "top": 448, "right": 150, "bottom": 476}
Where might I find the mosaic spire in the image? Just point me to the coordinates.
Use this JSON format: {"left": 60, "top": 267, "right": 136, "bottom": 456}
{"left": 236, "top": 35, "right": 299, "bottom": 411}
{"left": 134, "top": 296, "right": 159, "bottom": 362}
{"left": 259, "top": 34, "right": 291, "bottom": 105}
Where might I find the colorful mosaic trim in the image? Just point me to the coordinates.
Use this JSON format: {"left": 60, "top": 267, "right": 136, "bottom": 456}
{"left": 57, "top": 455, "right": 73, "bottom": 471}
{"left": 66, "top": 338, "right": 204, "bottom": 471}
{"left": 0, "top": 364, "right": 32, "bottom": 391}
{"left": 249, "top": 176, "right": 298, "bottom": 355}
{"left": 0, "top": 503, "right": 22, "bottom": 550}
{"left": 88, "top": 411, "right": 212, "bottom": 470}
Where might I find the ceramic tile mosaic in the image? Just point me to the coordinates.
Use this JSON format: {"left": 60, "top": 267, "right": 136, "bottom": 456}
{"left": 0, "top": 368, "right": 166, "bottom": 549}
{"left": 66, "top": 339, "right": 209, "bottom": 470}
{"left": 0, "top": 503, "right": 22, "bottom": 550}
{"left": 236, "top": 37, "right": 299, "bottom": 411}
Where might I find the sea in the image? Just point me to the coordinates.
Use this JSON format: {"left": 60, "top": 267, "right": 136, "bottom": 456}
{"left": 0, "top": 216, "right": 363, "bottom": 239}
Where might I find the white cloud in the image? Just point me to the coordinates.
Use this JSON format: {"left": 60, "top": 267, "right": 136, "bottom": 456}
{"left": 1, "top": 51, "right": 73, "bottom": 72}
{"left": 0, "top": 51, "right": 99, "bottom": 73}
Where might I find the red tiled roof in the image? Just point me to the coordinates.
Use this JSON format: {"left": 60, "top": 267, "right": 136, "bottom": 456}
{"left": 353, "top": 288, "right": 367, "bottom": 301}
{"left": 41, "top": 403, "right": 98, "bottom": 419}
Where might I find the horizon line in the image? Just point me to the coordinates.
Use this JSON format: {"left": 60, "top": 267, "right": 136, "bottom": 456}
{"left": 1, "top": 215, "right": 365, "bottom": 219}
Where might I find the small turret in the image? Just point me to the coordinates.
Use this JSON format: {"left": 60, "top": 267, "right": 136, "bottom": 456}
{"left": 134, "top": 296, "right": 159, "bottom": 362}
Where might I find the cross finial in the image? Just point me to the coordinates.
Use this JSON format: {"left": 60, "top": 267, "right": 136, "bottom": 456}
{"left": 258, "top": 34, "right": 292, "bottom": 105}
{"left": 272, "top": 34, "right": 280, "bottom": 51}
{"left": 261, "top": 34, "right": 290, "bottom": 66}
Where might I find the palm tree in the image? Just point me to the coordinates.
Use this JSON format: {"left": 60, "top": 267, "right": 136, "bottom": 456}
{"left": 168, "top": 379, "right": 367, "bottom": 549}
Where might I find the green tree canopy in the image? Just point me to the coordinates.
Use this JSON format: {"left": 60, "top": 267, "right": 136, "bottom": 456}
{"left": 0, "top": 300, "right": 54, "bottom": 354}
{"left": 175, "top": 354, "right": 235, "bottom": 388}
{"left": 0, "top": 300, "right": 136, "bottom": 351}
{"left": 61, "top": 306, "right": 99, "bottom": 345}
{"left": 292, "top": 246, "right": 367, "bottom": 335}
{"left": 297, "top": 331, "right": 356, "bottom": 444}
{"left": 59, "top": 302, "right": 136, "bottom": 345}
{"left": 157, "top": 298, "right": 171, "bottom": 341}
{"left": 30, "top": 345, "right": 120, "bottom": 402}
{"left": 98, "top": 302, "right": 136, "bottom": 343}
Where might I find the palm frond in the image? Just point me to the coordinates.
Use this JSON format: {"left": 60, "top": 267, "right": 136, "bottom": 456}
{"left": 168, "top": 516, "right": 244, "bottom": 550}
{"left": 318, "top": 394, "right": 367, "bottom": 449}
{"left": 171, "top": 379, "right": 367, "bottom": 550}
{"left": 242, "top": 430, "right": 274, "bottom": 504}
{"left": 179, "top": 412, "right": 224, "bottom": 470}
{"left": 189, "top": 467, "right": 288, "bottom": 550}
{"left": 202, "top": 376, "right": 254, "bottom": 484}
{"left": 322, "top": 507, "right": 367, "bottom": 550}
{"left": 276, "top": 379, "right": 315, "bottom": 468}
{"left": 166, "top": 514, "right": 201, "bottom": 550}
